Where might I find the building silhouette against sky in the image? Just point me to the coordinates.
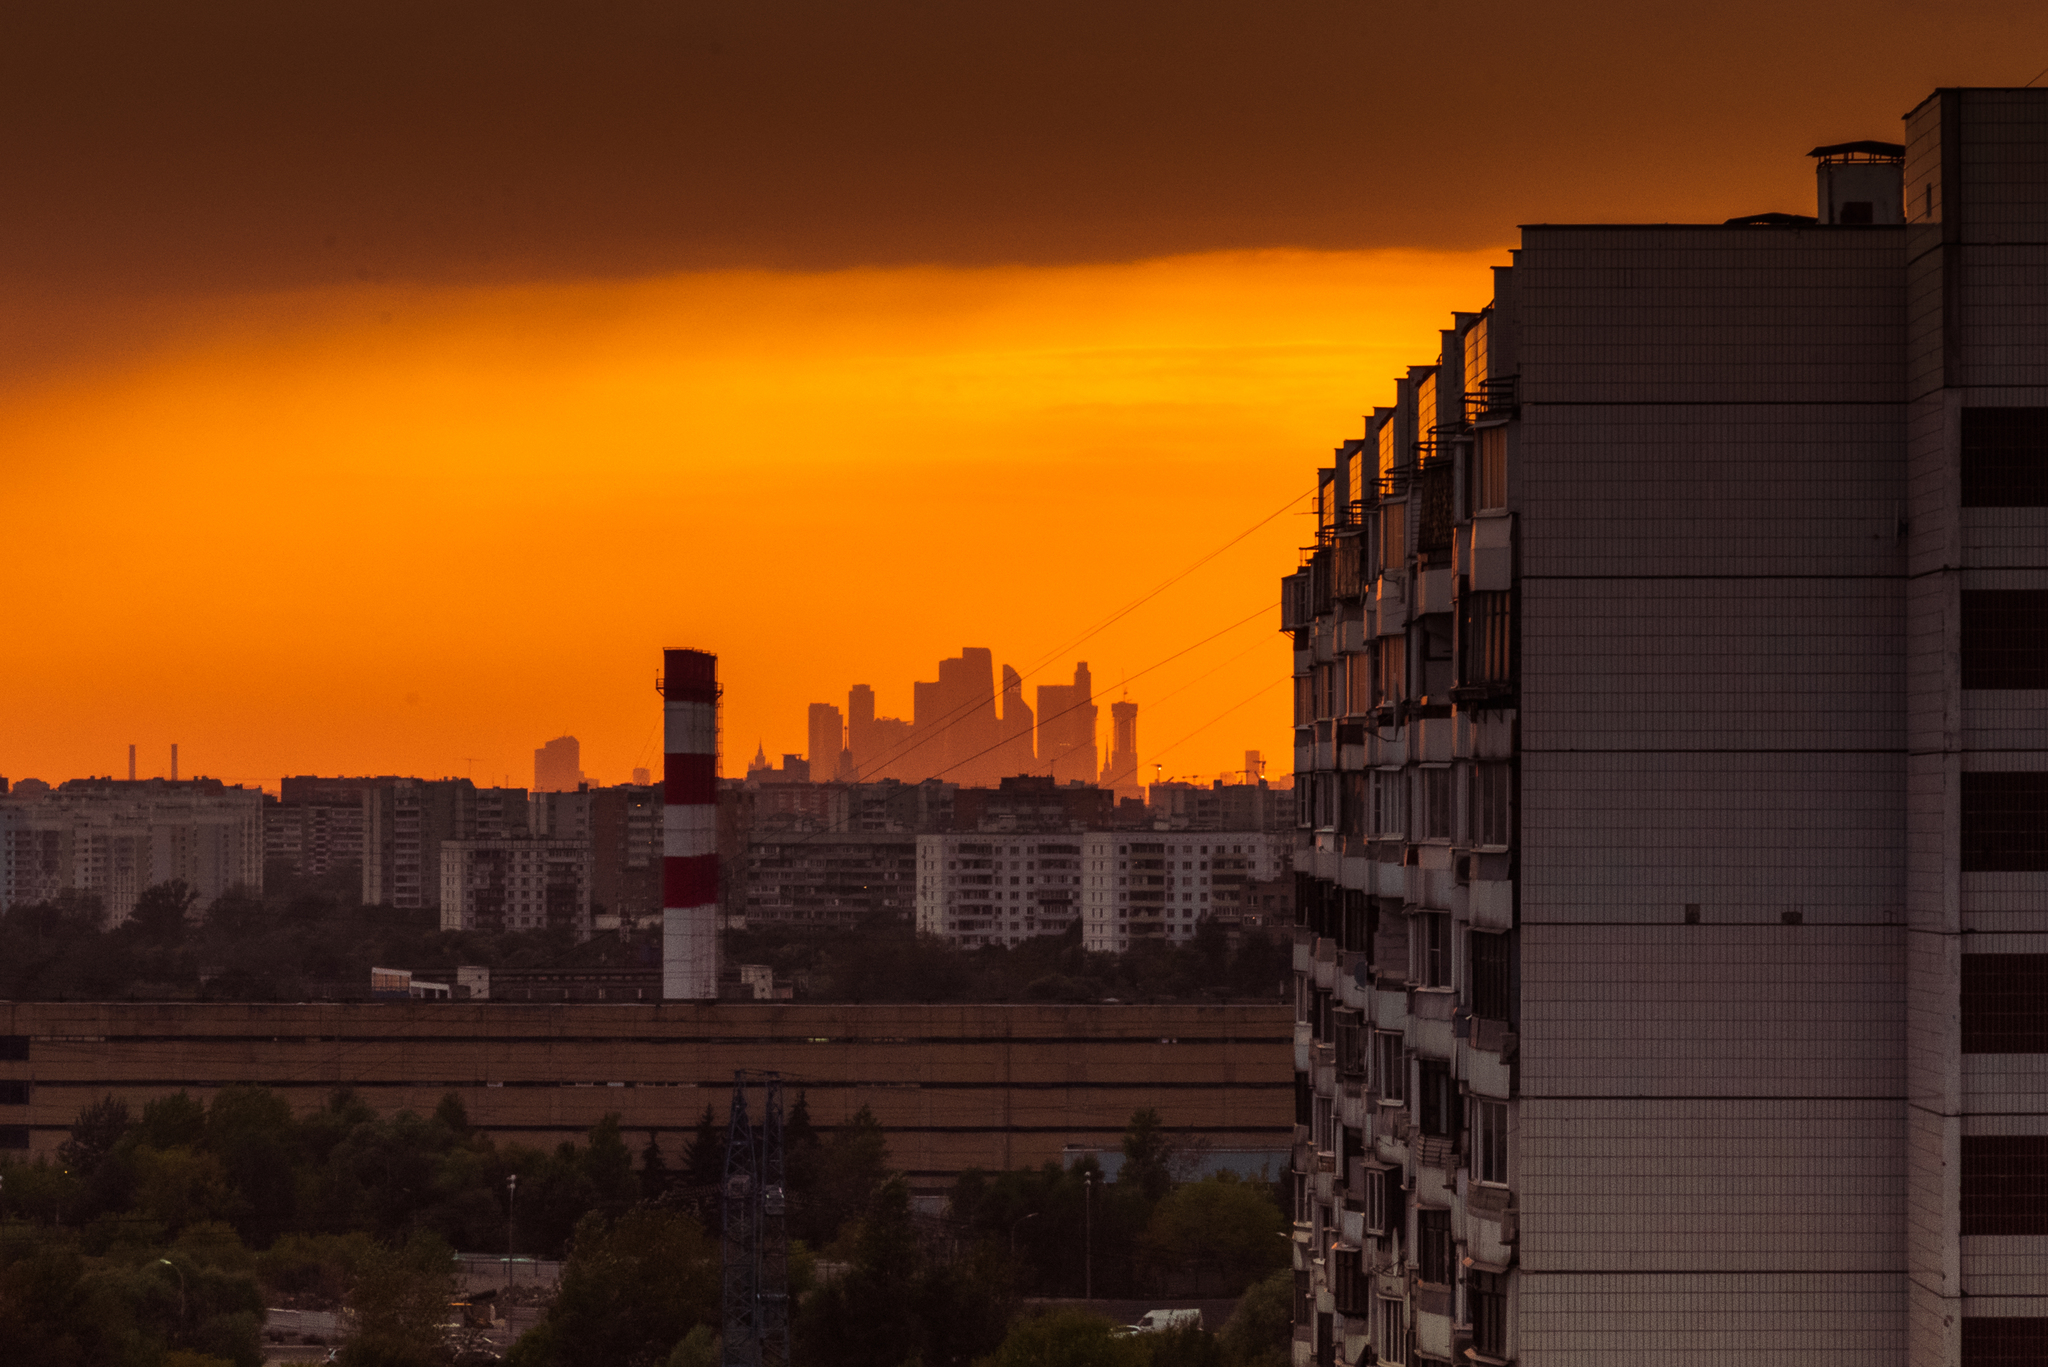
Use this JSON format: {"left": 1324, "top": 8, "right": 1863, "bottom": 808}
{"left": 532, "top": 735, "right": 582, "bottom": 792}
{"left": 1285, "top": 88, "right": 2048, "bottom": 1367}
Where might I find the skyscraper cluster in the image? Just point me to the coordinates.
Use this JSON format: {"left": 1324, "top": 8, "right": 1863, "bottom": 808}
{"left": 799, "top": 650, "right": 1142, "bottom": 797}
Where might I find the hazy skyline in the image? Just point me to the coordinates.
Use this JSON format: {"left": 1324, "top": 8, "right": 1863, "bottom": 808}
{"left": 4, "top": 4, "right": 2042, "bottom": 790}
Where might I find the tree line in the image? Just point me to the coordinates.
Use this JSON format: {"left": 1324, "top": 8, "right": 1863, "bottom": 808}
{"left": 0, "top": 878, "right": 1292, "bottom": 1004}
{"left": 0, "top": 1089, "right": 1293, "bottom": 1367}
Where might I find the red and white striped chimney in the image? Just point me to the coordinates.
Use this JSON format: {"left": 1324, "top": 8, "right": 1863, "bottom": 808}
{"left": 661, "top": 648, "right": 720, "bottom": 999}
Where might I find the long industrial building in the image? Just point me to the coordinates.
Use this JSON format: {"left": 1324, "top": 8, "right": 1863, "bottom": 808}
{"left": 1283, "top": 89, "right": 2048, "bottom": 1367}
{"left": 0, "top": 1002, "right": 1289, "bottom": 1188}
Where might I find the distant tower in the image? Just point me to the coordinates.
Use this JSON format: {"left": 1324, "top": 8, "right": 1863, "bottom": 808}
{"left": 170, "top": 743, "right": 178, "bottom": 782}
{"left": 534, "top": 736, "right": 582, "bottom": 792}
{"left": 996, "top": 666, "right": 1036, "bottom": 778}
{"left": 1103, "top": 699, "right": 1140, "bottom": 799}
{"left": 806, "top": 704, "right": 844, "bottom": 783}
{"left": 128, "top": 744, "right": 136, "bottom": 782}
{"left": 660, "top": 649, "right": 720, "bottom": 1000}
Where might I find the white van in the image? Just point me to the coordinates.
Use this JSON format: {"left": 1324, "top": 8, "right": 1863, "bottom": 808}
{"left": 1127, "top": 1309, "right": 1203, "bottom": 1334}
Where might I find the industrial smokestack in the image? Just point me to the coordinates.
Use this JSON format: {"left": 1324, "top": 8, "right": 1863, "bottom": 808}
{"left": 660, "top": 649, "right": 720, "bottom": 1000}
{"left": 171, "top": 743, "right": 178, "bottom": 781}
{"left": 128, "top": 744, "right": 136, "bottom": 781}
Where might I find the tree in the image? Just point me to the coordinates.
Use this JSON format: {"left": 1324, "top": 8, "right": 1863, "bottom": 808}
{"left": 976, "top": 1309, "right": 1148, "bottom": 1367}
{"left": 341, "top": 1231, "right": 458, "bottom": 1367}
{"left": 583, "top": 1113, "right": 640, "bottom": 1217}
{"left": 640, "top": 1130, "right": 670, "bottom": 1200}
{"left": 680, "top": 1106, "right": 723, "bottom": 1192}
{"left": 1216, "top": 1268, "right": 1292, "bottom": 1367}
{"left": 507, "top": 1207, "right": 719, "bottom": 1367}
{"left": 806, "top": 1105, "right": 889, "bottom": 1247}
{"left": 1119, "top": 1109, "right": 1173, "bottom": 1204}
{"left": 1141, "top": 1174, "right": 1287, "bottom": 1297}
{"left": 131, "top": 880, "right": 200, "bottom": 944}
{"left": 58, "top": 1094, "right": 131, "bottom": 1176}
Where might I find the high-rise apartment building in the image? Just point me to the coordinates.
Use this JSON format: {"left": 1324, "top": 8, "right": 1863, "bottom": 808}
{"left": 915, "top": 833, "right": 1086, "bottom": 945}
{"left": 1079, "top": 831, "right": 1290, "bottom": 952}
{"left": 363, "top": 778, "right": 528, "bottom": 908}
{"left": 0, "top": 779, "right": 264, "bottom": 920}
{"left": 1283, "top": 90, "right": 2048, "bottom": 1367}
{"left": 808, "top": 702, "right": 849, "bottom": 781}
{"left": 438, "top": 836, "right": 592, "bottom": 937}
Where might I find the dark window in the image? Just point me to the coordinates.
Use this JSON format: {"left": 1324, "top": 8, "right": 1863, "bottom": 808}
{"left": 1963, "top": 1318, "right": 2048, "bottom": 1364}
{"left": 1470, "top": 1271, "right": 1508, "bottom": 1357}
{"left": 0, "top": 1081, "right": 28, "bottom": 1106}
{"left": 1418, "top": 1059, "right": 1456, "bottom": 1137}
{"left": 0, "top": 1126, "right": 27, "bottom": 1150}
{"left": 1417, "top": 912, "right": 1449, "bottom": 988}
{"left": 1376, "top": 1032, "right": 1407, "bottom": 1104}
{"left": 1962, "top": 773, "right": 2048, "bottom": 872}
{"left": 1472, "top": 931, "right": 1512, "bottom": 1022}
{"left": 1417, "top": 461, "right": 1454, "bottom": 553}
{"left": 1417, "top": 1208, "right": 1454, "bottom": 1285}
{"left": 1336, "top": 1011, "right": 1367, "bottom": 1076}
{"left": 1315, "top": 1312, "right": 1334, "bottom": 1367}
{"left": 1293, "top": 1270, "right": 1312, "bottom": 1327}
{"left": 1460, "top": 591, "right": 1512, "bottom": 687}
{"left": 1962, "top": 591, "right": 2048, "bottom": 689}
{"left": 1964, "top": 955, "right": 2048, "bottom": 1052}
{"left": 1963, "top": 1135, "right": 2048, "bottom": 1235}
{"left": 1963, "top": 408, "right": 2048, "bottom": 508}
{"left": 0, "top": 1037, "right": 26, "bottom": 1061}
{"left": 1839, "top": 200, "right": 1875, "bottom": 224}
{"left": 1332, "top": 1247, "right": 1367, "bottom": 1315}
{"left": 1295, "top": 1074, "right": 1313, "bottom": 1126}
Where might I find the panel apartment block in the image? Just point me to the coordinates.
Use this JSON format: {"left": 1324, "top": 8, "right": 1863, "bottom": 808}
{"left": 1280, "top": 89, "right": 2048, "bottom": 1367}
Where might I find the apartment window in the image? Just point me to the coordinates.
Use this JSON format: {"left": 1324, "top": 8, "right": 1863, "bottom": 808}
{"left": 1962, "top": 590, "right": 2048, "bottom": 688}
{"left": 1460, "top": 591, "right": 1512, "bottom": 687}
{"left": 1292, "top": 1170, "right": 1312, "bottom": 1226}
{"left": 1417, "top": 1059, "right": 1456, "bottom": 1137}
{"left": 1314, "top": 1095, "right": 1337, "bottom": 1155}
{"left": 1474, "top": 427, "right": 1507, "bottom": 512}
{"left": 1375, "top": 1032, "right": 1407, "bottom": 1104}
{"left": 1415, "top": 912, "right": 1449, "bottom": 989}
{"left": 0, "top": 1126, "right": 27, "bottom": 1150}
{"left": 1372, "top": 770, "right": 1407, "bottom": 839}
{"left": 1296, "top": 1075, "right": 1314, "bottom": 1127}
{"left": 0, "top": 1036, "right": 26, "bottom": 1061}
{"left": 1375, "top": 1296, "right": 1406, "bottom": 1366}
{"left": 1471, "top": 930, "right": 1511, "bottom": 1022}
{"left": 1295, "top": 1270, "right": 1312, "bottom": 1324}
{"left": 1473, "top": 1098, "right": 1508, "bottom": 1185}
{"left": 1316, "top": 663, "right": 1339, "bottom": 721}
{"left": 1470, "top": 763, "right": 1510, "bottom": 848}
{"left": 1336, "top": 1009, "right": 1368, "bottom": 1076}
{"left": 1962, "top": 773, "right": 2048, "bottom": 872}
{"left": 1295, "top": 673, "right": 1315, "bottom": 726}
{"left": 1963, "top": 1135, "right": 2048, "bottom": 1235}
{"left": 1348, "top": 652, "right": 1374, "bottom": 715}
{"left": 1380, "top": 501, "right": 1407, "bottom": 572}
{"left": 1332, "top": 1246, "right": 1367, "bottom": 1315}
{"left": 1416, "top": 1208, "right": 1454, "bottom": 1286}
{"left": 1375, "top": 634, "right": 1407, "bottom": 707}
{"left": 1469, "top": 1271, "right": 1508, "bottom": 1358}
{"left": 1362, "top": 1164, "right": 1390, "bottom": 1234}
{"left": 1963, "top": 954, "right": 2048, "bottom": 1052}
{"left": 1962, "top": 408, "right": 2048, "bottom": 507}
{"left": 0, "top": 1081, "right": 28, "bottom": 1106}
{"left": 1419, "top": 768, "right": 1452, "bottom": 841}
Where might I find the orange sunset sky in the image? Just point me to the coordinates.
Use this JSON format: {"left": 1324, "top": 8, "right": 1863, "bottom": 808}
{"left": 3, "top": 1, "right": 2042, "bottom": 791}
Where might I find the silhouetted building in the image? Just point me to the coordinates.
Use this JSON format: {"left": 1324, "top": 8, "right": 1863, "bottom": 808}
{"left": 996, "top": 666, "right": 1037, "bottom": 778}
{"left": 807, "top": 702, "right": 851, "bottom": 781}
{"left": 531, "top": 784, "right": 662, "bottom": 930}
{"left": 1035, "top": 661, "right": 1099, "bottom": 784}
{"left": 952, "top": 775, "right": 1112, "bottom": 833}
{"left": 533, "top": 736, "right": 582, "bottom": 792}
{"left": 1284, "top": 91, "right": 2048, "bottom": 1367}
{"left": 1147, "top": 778, "right": 1289, "bottom": 832}
{"left": 1100, "top": 699, "right": 1140, "bottom": 800}
{"left": 363, "top": 778, "right": 528, "bottom": 908}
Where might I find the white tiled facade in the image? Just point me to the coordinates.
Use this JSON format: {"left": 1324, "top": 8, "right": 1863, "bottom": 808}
{"left": 1283, "top": 90, "right": 2048, "bottom": 1367}
{"left": 914, "top": 833, "right": 1084, "bottom": 945}
{"left": 439, "top": 837, "right": 592, "bottom": 938}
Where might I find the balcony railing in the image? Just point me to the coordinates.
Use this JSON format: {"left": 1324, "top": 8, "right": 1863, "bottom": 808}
{"left": 1463, "top": 375, "right": 1520, "bottom": 424}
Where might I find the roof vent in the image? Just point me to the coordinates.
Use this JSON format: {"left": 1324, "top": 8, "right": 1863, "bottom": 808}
{"left": 1810, "top": 140, "right": 1905, "bottom": 225}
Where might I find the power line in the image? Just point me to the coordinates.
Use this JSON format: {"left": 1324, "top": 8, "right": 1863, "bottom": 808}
{"left": 832, "top": 487, "right": 1310, "bottom": 783}
{"left": 1147, "top": 678, "right": 1290, "bottom": 766}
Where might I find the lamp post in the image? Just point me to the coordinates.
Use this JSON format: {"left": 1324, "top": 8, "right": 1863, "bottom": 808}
{"left": 506, "top": 1174, "right": 518, "bottom": 1292}
{"left": 1083, "top": 1171, "right": 1097, "bottom": 1302}
{"left": 156, "top": 1258, "right": 187, "bottom": 1326}
{"left": 1010, "top": 1211, "right": 1039, "bottom": 1258}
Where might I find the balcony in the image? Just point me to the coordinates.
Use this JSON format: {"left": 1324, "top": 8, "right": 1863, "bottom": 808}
{"left": 1462, "top": 375, "right": 1519, "bottom": 424}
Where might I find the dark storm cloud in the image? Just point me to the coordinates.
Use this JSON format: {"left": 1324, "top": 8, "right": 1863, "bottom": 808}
{"left": 2, "top": 0, "right": 2042, "bottom": 298}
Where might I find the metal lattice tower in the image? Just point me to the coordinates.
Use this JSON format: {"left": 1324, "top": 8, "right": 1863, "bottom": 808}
{"left": 720, "top": 1079, "right": 758, "bottom": 1367}
{"left": 720, "top": 1071, "right": 789, "bottom": 1367}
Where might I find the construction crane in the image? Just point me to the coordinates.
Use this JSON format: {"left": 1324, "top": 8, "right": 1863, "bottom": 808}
{"left": 720, "top": 1071, "right": 788, "bottom": 1367}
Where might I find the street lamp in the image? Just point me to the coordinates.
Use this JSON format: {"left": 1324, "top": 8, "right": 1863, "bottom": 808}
{"left": 1010, "top": 1211, "right": 1039, "bottom": 1258}
{"left": 156, "top": 1258, "right": 187, "bottom": 1325}
{"left": 506, "top": 1174, "right": 518, "bottom": 1292}
{"left": 1083, "top": 1171, "right": 1098, "bottom": 1302}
